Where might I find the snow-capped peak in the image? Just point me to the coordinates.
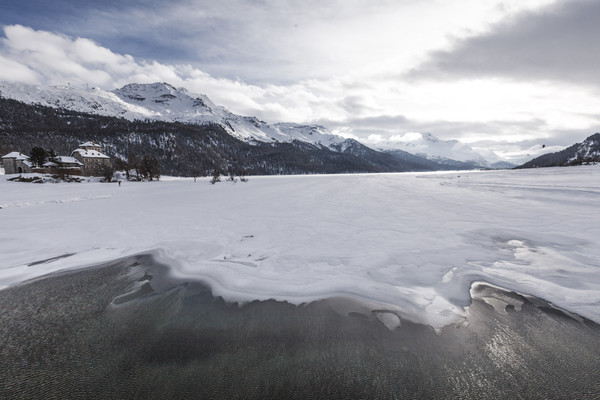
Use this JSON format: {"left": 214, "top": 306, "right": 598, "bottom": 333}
{"left": 0, "top": 81, "right": 159, "bottom": 119}
{"left": 419, "top": 132, "right": 440, "bottom": 143}
{"left": 273, "top": 123, "right": 345, "bottom": 148}
{"left": 110, "top": 82, "right": 234, "bottom": 127}
{"left": 112, "top": 82, "right": 219, "bottom": 115}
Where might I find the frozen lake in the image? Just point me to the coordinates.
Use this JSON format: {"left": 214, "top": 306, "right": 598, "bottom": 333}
{"left": 2, "top": 166, "right": 600, "bottom": 398}
{"left": 2, "top": 166, "right": 600, "bottom": 329}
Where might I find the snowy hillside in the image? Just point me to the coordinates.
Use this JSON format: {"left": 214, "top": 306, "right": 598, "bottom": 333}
{"left": 273, "top": 123, "right": 346, "bottom": 149}
{"left": 0, "top": 81, "right": 159, "bottom": 119}
{"left": 518, "top": 132, "right": 600, "bottom": 169}
{"left": 0, "top": 81, "right": 347, "bottom": 148}
{"left": 568, "top": 133, "right": 600, "bottom": 163}
{"left": 2, "top": 166, "right": 600, "bottom": 330}
{"left": 372, "top": 132, "right": 511, "bottom": 169}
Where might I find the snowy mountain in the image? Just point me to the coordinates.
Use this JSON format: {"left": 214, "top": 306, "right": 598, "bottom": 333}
{"left": 0, "top": 81, "right": 514, "bottom": 169}
{"left": 517, "top": 133, "right": 600, "bottom": 169}
{"left": 571, "top": 133, "right": 600, "bottom": 162}
{"left": 1, "top": 96, "right": 450, "bottom": 176}
{"left": 0, "top": 81, "right": 348, "bottom": 149}
{"left": 372, "top": 132, "right": 512, "bottom": 169}
{"left": 0, "top": 80, "right": 516, "bottom": 173}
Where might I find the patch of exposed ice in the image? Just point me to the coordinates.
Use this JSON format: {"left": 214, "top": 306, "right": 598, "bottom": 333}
{"left": 373, "top": 311, "right": 402, "bottom": 330}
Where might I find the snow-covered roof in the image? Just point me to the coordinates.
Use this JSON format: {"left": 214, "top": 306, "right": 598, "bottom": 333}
{"left": 43, "top": 161, "right": 58, "bottom": 167}
{"left": 55, "top": 156, "right": 83, "bottom": 165}
{"left": 72, "top": 149, "right": 110, "bottom": 159}
{"left": 2, "top": 152, "right": 30, "bottom": 160}
{"left": 79, "top": 141, "right": 102, "bottom": 148}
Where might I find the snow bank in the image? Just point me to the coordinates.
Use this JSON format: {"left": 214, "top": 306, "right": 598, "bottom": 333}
{"left": 1, "top": 166, "right": 600, "bottom": 330}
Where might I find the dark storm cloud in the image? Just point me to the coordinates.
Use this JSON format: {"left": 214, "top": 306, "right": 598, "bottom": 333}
{"left": 411, "top": 0, "right": 600, "bottom": 86}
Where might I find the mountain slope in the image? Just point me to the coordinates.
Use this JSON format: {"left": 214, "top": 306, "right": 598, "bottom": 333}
{"left": 516, "top": 133, "right": 600, "bottom": 169}
{"left": 0, "top": 81, "right": 350, "bottom": 149}
{"left": 331, "top": 138, "right": 450, "bottom": 171}
{"left": 0, "top": 97, "right": 444, "bottom": 176}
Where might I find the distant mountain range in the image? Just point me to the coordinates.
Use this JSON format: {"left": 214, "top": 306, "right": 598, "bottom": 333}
{"left": 0, "top": 81, "right": 511, "bottom": 175}
{"left": 372, "top": 132, "right": 513, "bottom": 169}
{"left": 0, "top": 95, "right": 443, "bottom": 176}
{"left": 517, "top": 133, "right": 600, "bottom": 169}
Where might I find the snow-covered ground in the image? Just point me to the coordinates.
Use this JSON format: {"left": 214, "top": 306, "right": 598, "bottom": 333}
{"left": 1, "top": 166, "right": 599, "bottom": 330}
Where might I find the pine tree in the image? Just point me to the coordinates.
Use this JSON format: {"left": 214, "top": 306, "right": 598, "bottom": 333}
{"left": 29, "top": 146, "right": 47, "bottom": 167}
{"left": 210, "top": 169, "right": 221, "bottom": 184}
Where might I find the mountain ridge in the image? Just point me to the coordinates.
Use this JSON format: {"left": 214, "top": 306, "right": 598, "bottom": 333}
{"left": 0, "top": 81, "right": 351, "bottom": 150}
{"left": 0, "top": 81, "right": 511, "bottom": 174}
{"left": 371, "top": 132, "right": 512, "bottom": 169}
{"left": 0, "top": 81, "right": 510, "bottom": 168}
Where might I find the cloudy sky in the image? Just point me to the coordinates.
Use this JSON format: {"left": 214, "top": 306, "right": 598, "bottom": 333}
{"left": 1, "top": 0, "right": 599, "bottom": 162}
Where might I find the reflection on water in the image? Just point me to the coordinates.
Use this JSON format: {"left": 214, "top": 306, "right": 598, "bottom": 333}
{"left": 1, "top": 254, "right": 599, "bottom": 399}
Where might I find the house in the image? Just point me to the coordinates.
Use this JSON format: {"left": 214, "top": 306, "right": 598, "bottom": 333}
{"left": 77, "top": 141, "right": 103, "bottom": 153}
{"left": 43, "top": 156, "right": 84, "bottom": 172}
{"left": 71, "top": 142, "right": 111, "bottom": 176}
{"left": 1, "top": 152, "right": 33, "bottom": 174}
{"left": 2, "top": 141, "right": 111, "bottom": 177}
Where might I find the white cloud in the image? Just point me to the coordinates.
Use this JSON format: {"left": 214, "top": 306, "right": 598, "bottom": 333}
{"left": 1, "top": 25, "right": 142, "bottom": 87}
{"left": 0, "top": 54, "right": 39, "bottom": 83}
{"left": 391, "top": 132, "right": 423, "bottom": 142}
{"left": 366, "top": 134, "right": 385, "bottom": 144}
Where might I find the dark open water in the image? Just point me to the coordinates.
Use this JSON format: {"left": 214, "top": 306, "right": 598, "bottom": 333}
{"left": 1, "top": 254, "right": 599, "bottom": 399}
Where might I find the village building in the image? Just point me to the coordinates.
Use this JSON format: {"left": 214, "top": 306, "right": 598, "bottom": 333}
{"left": 1, "top": 152, "right": 33, "bottom": 174}
{"left": 2, "top": 141, "right": 111, "bottom": 176}
{"left": 71, "top": 142, "right": 111, "bottom": 176}
{"left": 77, "top": 141, "right": 104, "bottom": 153}
{"left": 43, "top": 156, "right": 84, "bottom": 172}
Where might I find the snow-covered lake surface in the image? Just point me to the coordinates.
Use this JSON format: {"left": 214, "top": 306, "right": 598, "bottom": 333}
{"left": 1, "top": 166, "right": 599, "bottom": 330}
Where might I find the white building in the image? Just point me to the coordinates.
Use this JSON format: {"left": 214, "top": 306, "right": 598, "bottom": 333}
{"left": 71, "top": 142, "right": 111, "bottom": 176}
{"left": 1, "top": 152, "right": 33, "bottom": 174}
